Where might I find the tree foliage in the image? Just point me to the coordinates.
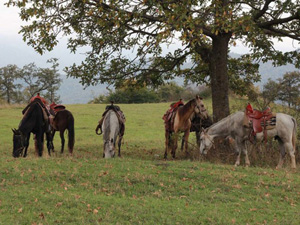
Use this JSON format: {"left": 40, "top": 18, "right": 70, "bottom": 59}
{"left": 0, "top": 59, "right": 62, "bottom": 104}
{"left": 277, "top": 71, "right": 300, "bottom": 108}
{"left": 19, "top": 59, "right": 62, "bottom": 102}
{"left": 89, "top": 82, "right": 208, "bottom": 104}
{"left": 250, "top": 71, "right": 300, "bottom": 110}
{"left": 7, "top": 0, "right": 300, "bottom": 120}
{"left": 0, "top": 65, "right": 21, "bottom": 104}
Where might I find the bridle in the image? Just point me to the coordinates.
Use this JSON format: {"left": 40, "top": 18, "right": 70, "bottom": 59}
{"left": 195, "top": 103, "right": 207, "bottom": 119}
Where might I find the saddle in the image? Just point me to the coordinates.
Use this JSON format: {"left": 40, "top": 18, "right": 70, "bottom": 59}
{"left": 102, "top": 105, "right": 126, "bottom": 124}
{"left": 162, "top": 100, "right": 184, "bottom": 132}
{"left": 22, "top": 98, "right": 51, "bottom": 132}
{"left": 96, "top": 103, "right": 126, "bottom": 136}
{"left": 244, "top": 103, "right": 276, "bottom": 142}
{"left": 50, "top": 102, "right": 66, "bottom": 115}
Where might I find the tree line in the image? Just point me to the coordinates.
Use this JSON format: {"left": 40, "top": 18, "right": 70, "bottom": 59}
{"left": 0, "top": 58, "right": 62, "bottom": 104}
{"left": 254, "top": 71, "right": 300, "bottom": 111}
{"left": 89, "top": 82, "right": 211, "bottom": 104}
{"left": 90, "top": 70, "right": 300, "bottom": 110}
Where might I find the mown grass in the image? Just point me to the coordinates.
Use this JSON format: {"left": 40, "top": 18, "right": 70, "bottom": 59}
{"left": 0, "top": 102, "right": 300, "bottom": 224}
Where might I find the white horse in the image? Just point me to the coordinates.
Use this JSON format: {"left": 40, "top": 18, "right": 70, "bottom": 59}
{"left": 102, "top": 110, "right": 123, "bottom": 158}
{"left": 199, "top": 111, "right": 297, "bottom": 168}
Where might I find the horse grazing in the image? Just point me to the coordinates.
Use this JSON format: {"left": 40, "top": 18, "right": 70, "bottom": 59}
{"left": 200, "top": 111, "right": 297, "bottom": 169}
{"left": 50, "top": 109, "right": 75, "bottom": 154}
{"left": 164, "top": 96, "right": 209, "bottom": 159}
{"left": 12, "top": 99, "right": 53, "bottom": 157}
{"left": 96, "top": 105, "right": 125, "bottom": 158}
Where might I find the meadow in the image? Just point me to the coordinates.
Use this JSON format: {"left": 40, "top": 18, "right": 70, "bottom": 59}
{"left": 0, "top": 101, "right": 299, "bottom": 224}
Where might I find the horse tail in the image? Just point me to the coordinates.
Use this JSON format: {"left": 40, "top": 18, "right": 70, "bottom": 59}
{"left": 292, "top": 117, "right": 297, "bottom": 151}
{"left": 67, "top": 112, "right": 75, "bottom": 153}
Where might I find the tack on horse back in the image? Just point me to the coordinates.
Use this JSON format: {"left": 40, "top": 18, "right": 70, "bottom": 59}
{"left": 244, "top": 103, "right": 276, "bottom": 142}
{"left": 162, "top": 100, "right": 184, "bottom": 132}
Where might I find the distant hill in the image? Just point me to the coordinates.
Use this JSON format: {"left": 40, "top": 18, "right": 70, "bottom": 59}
{"left": 57, "top": 76, "right": 107, "bottom": 104}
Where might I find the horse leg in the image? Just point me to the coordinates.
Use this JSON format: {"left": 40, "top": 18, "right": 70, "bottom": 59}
{"left": 23, "top": 133, "right": 31, "bottom": 158}
{"left": 242, "top": 143, "right": 250, "bottom": 167}
{"left": 164, "top": 131, "right": 170, "bottom": 159}
{"left": 35, "top": 132, "right": 43, "bottom": 157}
{"left": 184, "top": 130, "right": 190, "bottom": 157}
{"left": 276, "top": 139, "right": 286, "bottom": 169}
{"left": 60, "top": 130, "right": 65, "bottom": 154}
{"left": 118, "top": 135, "right": 123, "bottom": 157}
{"left": 46, "top": 131, "right": 53, "bottom": 156}
{"left": 196, "top": 131, "right": 200, "bottom": 147}
{"left": 171, "top": 134, "right": 178, "bottom": 158}
{"left": 51, "top": 130, "right": 56, "bottom": 152}
{"left": 181, "top": 134, "right": 185, "bottom": 151}
{"left": 281, "top": 142, "right": 296, "bottom": 169}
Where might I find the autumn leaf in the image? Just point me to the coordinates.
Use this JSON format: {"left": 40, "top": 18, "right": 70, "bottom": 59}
{"left": 93, "top": 209, "right": 99, "bottom": 214}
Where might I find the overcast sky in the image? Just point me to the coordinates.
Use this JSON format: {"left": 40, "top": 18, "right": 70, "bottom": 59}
{"left": 2, "top": 3, "right": 300, "bottom": 69}
{"left": 1, "top": 2, "right": 299, "bottom": 104}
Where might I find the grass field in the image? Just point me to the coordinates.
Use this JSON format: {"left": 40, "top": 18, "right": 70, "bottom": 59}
{"left": 0, "top": 102, "right": 299, "bottom": 224}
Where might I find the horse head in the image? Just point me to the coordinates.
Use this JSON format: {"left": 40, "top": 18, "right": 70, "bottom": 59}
{"left": 12, "top": 128, "right": 25, "bottom": 158}
{"left": 199, "top": 128, "right": 214, "bottom": 155}
{"left": 194, "top": 95, "right": 209, "bottom": 120}
{"left": 103, "top": 138, "right": 116, "bottom": 158}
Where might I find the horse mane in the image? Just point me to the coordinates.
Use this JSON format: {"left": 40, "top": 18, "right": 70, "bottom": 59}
{"left": 20, "top": 101, "right": 41, "bottom": 128}
{"left": 177, "top": 98, "right": 196, "bottom": 117}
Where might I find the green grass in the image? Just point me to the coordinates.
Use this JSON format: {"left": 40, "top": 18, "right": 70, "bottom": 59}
{"left": 0, "top": 102, "right": 300, "bottom": 224}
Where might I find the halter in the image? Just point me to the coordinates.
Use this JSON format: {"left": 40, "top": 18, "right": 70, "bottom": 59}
{"left": 195, "top": 104, "right": 207, "bottom": 118}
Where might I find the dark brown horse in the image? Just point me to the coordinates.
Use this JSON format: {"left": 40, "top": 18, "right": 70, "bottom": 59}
{"left": 164, "top": 96, "right": 209, "bottom": 159}
{"left": 12, "top": 99, "right": 53, "bottom": 157}
{"left": 181, "top": 113, "right": 213, "bottom": 150}
{"left": 50, "top": 109, "right": 75, "bottom": 154}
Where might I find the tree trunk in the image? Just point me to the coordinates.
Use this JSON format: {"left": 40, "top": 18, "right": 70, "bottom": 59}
{"left": 6, "top": 88, "right": 10, "bottom": 104}
{"left": 209, "top": 34, "right": 231, "bottom": 122}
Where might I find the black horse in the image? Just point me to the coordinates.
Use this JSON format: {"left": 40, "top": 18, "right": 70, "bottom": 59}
{"left": 12, "top": 99, "right": 53, "bottom": 157}
{"left": 181, "top": 113, "right": 213, "bottom": 150}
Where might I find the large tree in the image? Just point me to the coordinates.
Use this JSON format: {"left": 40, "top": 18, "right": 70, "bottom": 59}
{"left": 7, "top": 0, "right": 300, "bottom": 120}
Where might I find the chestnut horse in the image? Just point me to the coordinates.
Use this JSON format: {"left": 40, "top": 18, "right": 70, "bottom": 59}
{"left": 51, "top": 110, "right": 75, "bottom": 154}
{"left": 164, "top": 96, "right": 209, "bottom": 159}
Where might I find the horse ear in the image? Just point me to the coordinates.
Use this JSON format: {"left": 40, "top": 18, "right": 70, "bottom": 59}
{"left": 12, "top": 128, "right": 17, "bottom": 134}
{"left": 196, "top": 95, "right": 203, "bottom": 100}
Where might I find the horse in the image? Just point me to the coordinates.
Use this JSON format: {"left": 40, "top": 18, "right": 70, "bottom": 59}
{"left": 97, "top": 109, "right": 124, "bottom": 158}
{"left": 12, "top": 99, "right": 53, "bottom": 158}
{"left": 50, "top": 109, "right": 75, "bottom": 154}
{"left": 199, "top": 111, "right": 297, "bottom": 169}
{"left": 164, "top": 96, "right": 209, "bottom": 159}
